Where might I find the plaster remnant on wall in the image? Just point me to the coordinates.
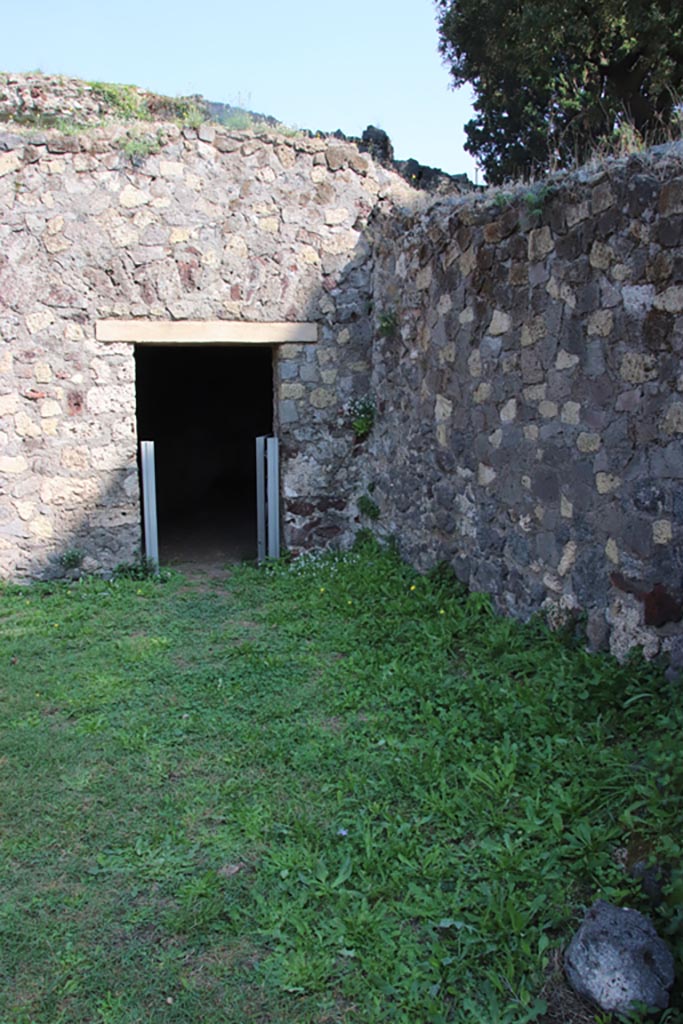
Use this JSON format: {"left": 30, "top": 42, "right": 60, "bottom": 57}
{"left": 488, "top": 309, "right": 512, "bottom": 336}
{"left": 653, "top": 520, "right": 673, "bottom": 545}
{"left": 561, "top": 402, "right": 581, "bottom": 425}
{"left": 435, "top": 394, "right": 452, "bottom": 423}
{"left": 653, "top": 286, "right": 683, "bottom": 313}
{"left": 662, "top": 403, "right": 683, "bottom": 434}
{"left": 521, "top": 315, "right": 546, "bottom": 347}
{"left": 596, "top": 473, "right": 622, "bottom": 495}
{"left": 500, "top": 398, "right": 517, "bottom": 423}
{"left": 558, "top": 541, "right": 577, "bottom": 577}
{"left": 587, "top": 310, "right": 614, "bottom": 336}
{"left": 605, "top": 538, "right": 620, "bottom": 565}
{"left": 577, "top": 432, "right": 601, "bottom": 453}
{"left": 478, "top": 463, "right": 497, "bottom": 486}
{"left": 556, "top": 349, "right": 580, "bottom": 370}
{"left": 621, "top": 352, "right": 658, "bottom": 384}
{"left": 467, "top": 350, "right": 482, "bottom": 377}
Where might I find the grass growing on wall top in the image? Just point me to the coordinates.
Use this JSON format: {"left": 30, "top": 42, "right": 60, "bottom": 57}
{"left": 0, "top": 539, "right": 681, "bottom": 1023}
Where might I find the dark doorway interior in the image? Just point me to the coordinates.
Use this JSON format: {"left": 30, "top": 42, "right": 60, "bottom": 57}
{"left": 135, "top": 345, "right": 273, "bottom": 565}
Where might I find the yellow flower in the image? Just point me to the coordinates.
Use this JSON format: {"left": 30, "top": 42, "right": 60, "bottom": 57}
{"left": 320, "top": 587, "right": 325, "bottom": 593}
{"left": 410, "top": 585, "right": 416, "bottom": 591}
{"left": 439, "top": 609, "right": 445, "bottom": 615}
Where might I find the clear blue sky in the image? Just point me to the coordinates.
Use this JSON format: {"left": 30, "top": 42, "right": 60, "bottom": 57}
{"left": 0, "top": 0, "right": 479, "bottom": 181}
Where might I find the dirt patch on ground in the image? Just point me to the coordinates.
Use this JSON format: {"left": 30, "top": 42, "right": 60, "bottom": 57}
{"left": 174, "top": 562, "right": 235, "bottom": 584}
{"left": 539, "top": 952, "right": 597, "bottom": 1024}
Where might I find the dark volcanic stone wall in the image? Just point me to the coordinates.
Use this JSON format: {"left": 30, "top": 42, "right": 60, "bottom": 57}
{"left": 368, "top": 148, "right": 683, "bottom": 663}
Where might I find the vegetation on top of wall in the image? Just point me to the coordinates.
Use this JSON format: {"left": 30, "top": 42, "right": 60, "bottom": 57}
{"left": 219, "top": 109, "right": 254, "bottom": 131}
{"left": 87, "top": 82, "right": 213, "bottom": 129}
{"left": 88, "top": 81, "right": 151, "bottom": 120}
{"left": 522, "top": 182, "right": 559, "bottom": 220}
{"left": 0, "top": 72, "right": 474, "bottom": 195}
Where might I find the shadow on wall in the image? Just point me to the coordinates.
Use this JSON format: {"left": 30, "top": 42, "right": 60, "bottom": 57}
{"left": 20, "top": 475, "right": 141, "bottom": 582}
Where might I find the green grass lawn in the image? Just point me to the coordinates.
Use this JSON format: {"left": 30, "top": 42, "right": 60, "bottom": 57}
{"left": 1, "top": 540, "right": 681, "bottom": 1024}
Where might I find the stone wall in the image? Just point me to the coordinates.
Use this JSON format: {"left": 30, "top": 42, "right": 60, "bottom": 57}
{"left": 2, "top": 73, "right": 681, "bottom": 665}
{"left": 0, "top": 77, "right": 421, "bottom": 577}
{"left": 368, "top": 148, "right": 683, "bottom": 664}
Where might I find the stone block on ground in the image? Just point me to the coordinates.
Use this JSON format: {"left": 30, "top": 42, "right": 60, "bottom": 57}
{"left": 564, "top": 900, "right": 675, "bottom": 1014}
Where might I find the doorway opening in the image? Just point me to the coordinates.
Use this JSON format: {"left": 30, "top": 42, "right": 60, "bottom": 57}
{"left": 135, "top": 344, "right": 273, "bottom": 565}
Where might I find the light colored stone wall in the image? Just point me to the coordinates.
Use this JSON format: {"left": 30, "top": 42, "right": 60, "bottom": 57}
{"left": 0, "top": 97, "right": 419, "bottom": 577}
{"left": 368, "top": 147, "right": 683, "bottom": 665}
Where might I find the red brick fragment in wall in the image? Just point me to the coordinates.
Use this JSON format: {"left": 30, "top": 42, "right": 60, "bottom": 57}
{"left": 67, "top": 391, "right": 83, "bottom": 416}
{"left": 610, "top": 573, "right": 683, "bottom": 628}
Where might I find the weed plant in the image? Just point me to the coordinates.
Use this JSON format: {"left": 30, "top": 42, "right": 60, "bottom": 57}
{"left": 348, "top": 397, "right": 376, "bottom": 441}
{"left": 119, "top": 129, "right": 165, "bottom": 164}
{"left": 358, "top": 494, "right": 381, "bottom": 520}
{"left": 378, "top": 310, "right": 398, "bottom": 338}
{"left": 88, "top": 82, "right": 149, "bottom": 121}
{"left": 221, "top": 110, "right": 253, "bottom": 131}
{"left": 0, "top": 539, "right": 681, "bottom": 1023}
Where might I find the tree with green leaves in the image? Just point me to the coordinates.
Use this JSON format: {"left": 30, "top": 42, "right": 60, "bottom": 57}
{"left": 435, "top": 0, "right": 683, "bottom": 183}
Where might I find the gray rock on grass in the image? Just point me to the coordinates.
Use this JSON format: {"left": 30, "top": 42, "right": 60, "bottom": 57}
{"left": 565, "top": 900, "right": 675, "bottom": 1014}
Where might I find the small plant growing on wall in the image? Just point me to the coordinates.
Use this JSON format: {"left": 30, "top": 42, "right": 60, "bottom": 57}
{"left": 492, "top": 191, "right": 513, "bottom": 210}
{"left": 120, "top": 129, "right": 165, "bottom": 165}
{"left": 358, "top": 493, "right": 380, "bottom": 520}
{"left": 523, "top": 182, "right": 557, "bottom": 219}
{"left": 378, "top": 310, "right": 398, "bottom": 338}
{"left": 59, "top": 548, "right": 84, "bottom": 572}
{"left": 180, "top": 103, "right": 205, "bottom": 129}
{"left": 347, "top": 396, "right": 375, "bottom": 441}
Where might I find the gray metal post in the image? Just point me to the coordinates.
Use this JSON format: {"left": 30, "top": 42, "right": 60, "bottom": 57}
{"left": 140, "top": 440, "right": 159, "bottom": 569}
{"left": 266, "top": 436, "right": 280, "bottom": 560}
{"left": 256, "top": 435, "right": 266, "bottom": 563}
